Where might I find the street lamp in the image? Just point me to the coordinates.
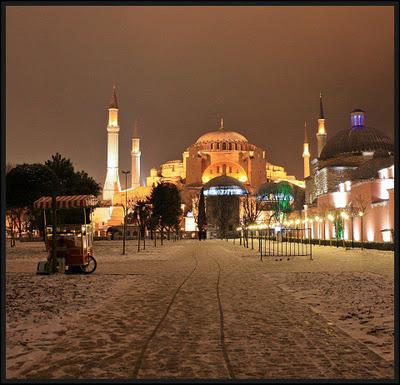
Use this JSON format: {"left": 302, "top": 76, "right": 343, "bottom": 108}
{"left": 121, "top": 170, "right": 130, "bottom": 255}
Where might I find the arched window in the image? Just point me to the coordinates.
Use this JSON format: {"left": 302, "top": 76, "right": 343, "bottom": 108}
{"left": 235, "top": 143, "right": 238, "bottom": 150}
{"left": 216, "top": 143, "right": 220, "bottom": 150}
{"left": 211, "top": 143, "right": 214, "bottom": 150}
{"left": 222, "top": 142, "right": 226, "bottom": 150}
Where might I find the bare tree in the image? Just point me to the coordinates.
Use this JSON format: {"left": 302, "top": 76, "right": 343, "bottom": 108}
{"left": 241, "top": 193, "right": 267, "bottom": 248}
{"left": 345, "top": 201, "right": 360, "bottom": 248}
{"left": 318, "top": 202, "right": 331, "bottom": 242}
{"left": 353, "top": 194, "right": 369, "bottom": 249}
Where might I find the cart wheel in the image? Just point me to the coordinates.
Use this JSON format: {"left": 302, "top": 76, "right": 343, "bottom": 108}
{"left": 81, "top": 256, "right": 97, "bottom": 274}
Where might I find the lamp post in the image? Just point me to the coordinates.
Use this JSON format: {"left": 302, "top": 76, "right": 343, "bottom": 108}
{"left": 121, "top": 170, "right": 130, "bottom": 255}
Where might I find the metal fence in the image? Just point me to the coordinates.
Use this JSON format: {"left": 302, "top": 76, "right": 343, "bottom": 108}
{"left": 238, "top": 227, "right": 312, "bottom": 260}
{"left": 259, "top": 228, "right": 312, "bottom": 259}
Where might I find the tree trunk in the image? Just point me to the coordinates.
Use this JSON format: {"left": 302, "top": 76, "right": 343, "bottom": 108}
{"left": 361, "top": 216, "right": 364, "bottom": 250}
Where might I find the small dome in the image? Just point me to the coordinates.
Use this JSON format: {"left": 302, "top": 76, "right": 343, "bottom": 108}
{"left": 319, "top": 126, "right": 393, "bottom": 160}
{"left": 196, "top": 130, "right": 248, "bottom": 144}
{"left": 203, "top": 175, "right": 248, "bottom": 196}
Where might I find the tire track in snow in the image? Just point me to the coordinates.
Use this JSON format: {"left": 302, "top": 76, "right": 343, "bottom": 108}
{"left": 212, "top": 254, "right": 235, "bottom": 379}
{"left": 132, "top": 255, "right": 198, "bottom": 378}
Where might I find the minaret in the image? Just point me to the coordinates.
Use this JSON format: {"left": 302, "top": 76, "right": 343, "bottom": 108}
{"left": 131, "top": 120, "right": 141, "bottom": 189}
{"left": 302, "top": 121, "right": 310, "bottom": 178}
{"left": 316, "top": 92, "right": 327, "bottom": 157}
{"left": 103, "top": 86, "right": 121, "bottom": 201}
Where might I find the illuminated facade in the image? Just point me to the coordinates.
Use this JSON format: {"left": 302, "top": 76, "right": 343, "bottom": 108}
{"left": 147, "top": 118, "right": 302, "bottom": 191}
{"left": 304, "top": 100, "right": 394, "bottom": 243}
{"left": 94, "top": 89, "right": 302, "bottom": 234}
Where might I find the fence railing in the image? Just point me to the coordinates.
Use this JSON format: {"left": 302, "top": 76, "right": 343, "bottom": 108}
{"left": 237, "top": 228, "right": 313, "bottom": 260}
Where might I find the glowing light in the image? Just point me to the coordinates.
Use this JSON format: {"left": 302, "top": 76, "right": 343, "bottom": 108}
{"left": 204, "top": 186, "right": 246, "bottom": 196}
{"left": 340, "top": 211, "right": 349, "bottom": 220}
{"left": 367, "top": 229, "right": 374, "bottom": 242}
{"left": 295, "top": 219, "right": 300, "bottom": 225}
{"left": 315, "top": 216, "right": 320, "bottom": 221}
{"left": 238, "top": 175, "right": 248, "bottom": 183}
{"left": 358, "top": 211, "right": 364, "bottom": 217}
{"left": 382, "top": 230, "right": 391, "bottom": 243}
{"left": 327, "top": 214, "right": 334, "bottom": 221}
{"left": 184, "top": 216, "right": 197, "bottom": 232}
{"left": 332, "top": 191, "right": 347, "bottom": 208}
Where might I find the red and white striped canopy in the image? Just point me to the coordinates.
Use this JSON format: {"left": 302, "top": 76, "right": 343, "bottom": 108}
{"left": 34, "top": 195, "right": 99, "bottom": 209}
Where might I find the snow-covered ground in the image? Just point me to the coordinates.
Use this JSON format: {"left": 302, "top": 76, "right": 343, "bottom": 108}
{"left": 6, "top": 239, "right": 394, "bottom": 379}
{"left": 226, "top": 240, "right": 394, "bottom": 361}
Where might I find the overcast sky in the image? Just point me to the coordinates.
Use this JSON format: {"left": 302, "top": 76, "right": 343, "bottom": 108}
{"left": 6, "top": 5, "right": 394, "bottom": 186}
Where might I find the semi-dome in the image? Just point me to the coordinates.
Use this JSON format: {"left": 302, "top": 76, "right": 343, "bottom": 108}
{"left": 196, "top": 130, "right": 248, "bottom": 144}
{"left": 319, "top": 126, "right": 394, "bottom": 160}
{"left": 203, "top": 175, "right": 248, "bottom": 196}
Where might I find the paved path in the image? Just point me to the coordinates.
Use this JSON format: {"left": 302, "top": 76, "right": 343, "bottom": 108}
{"left": 14, "top": 241, "right": 393, "bottom": 380}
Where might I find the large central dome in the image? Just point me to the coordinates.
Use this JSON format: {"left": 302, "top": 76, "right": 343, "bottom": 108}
{"left": 196, "top": 130, "right": 248, "bottom": 144}
{"left": 196, "top": 120, "right": 248, "bottom": 144}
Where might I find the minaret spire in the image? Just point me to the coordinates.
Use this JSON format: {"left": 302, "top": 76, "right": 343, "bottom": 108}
{"left": 319, "top": 91, "right": 324, "bottom": 119}
{"left": 219, "top": 117, "right": 224, "bottom": 130}
{"left": 303, "top": 120, "right": 310, "bottom": 179}
{"left": 109, "top": 85, "right": 118, "bottom": 109}
{"left": 304, "top": 121, "right": 308, "bottom": 143}
{"left": 133, "top": 119, "right": 139, "bottom": 138}
{"left": 316, "top": 91, "right": 327, "bottom": 158}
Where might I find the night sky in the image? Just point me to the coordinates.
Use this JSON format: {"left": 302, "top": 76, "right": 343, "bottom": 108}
{"left": 6, "top": 5, "right": 394, "bottom": 187}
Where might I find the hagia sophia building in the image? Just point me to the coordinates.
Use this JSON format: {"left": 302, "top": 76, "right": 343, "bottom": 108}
{"left": 92, "top": 87, "right": 394, "bottom": 243}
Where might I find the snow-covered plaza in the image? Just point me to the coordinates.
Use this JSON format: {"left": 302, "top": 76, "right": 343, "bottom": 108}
{"left": 6, "top": 239, "right": 394, "bottom": 380}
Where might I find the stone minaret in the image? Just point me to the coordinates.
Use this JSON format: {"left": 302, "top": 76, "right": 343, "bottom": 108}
{"left": 131, "top": 120, "right": 141, "bottom": 188}
{"left": 103, "top": 86, "right": 121, "bottom": 201}
{"left": 302, "top": 121, "right": 310, "bottom": 178}
{"left": 316, "top": 92, "right": 327, "bottom": 158}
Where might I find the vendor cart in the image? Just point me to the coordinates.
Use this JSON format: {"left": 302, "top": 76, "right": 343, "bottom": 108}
{"left": 34, "top": 195, "right": 98, "bottom": 274}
